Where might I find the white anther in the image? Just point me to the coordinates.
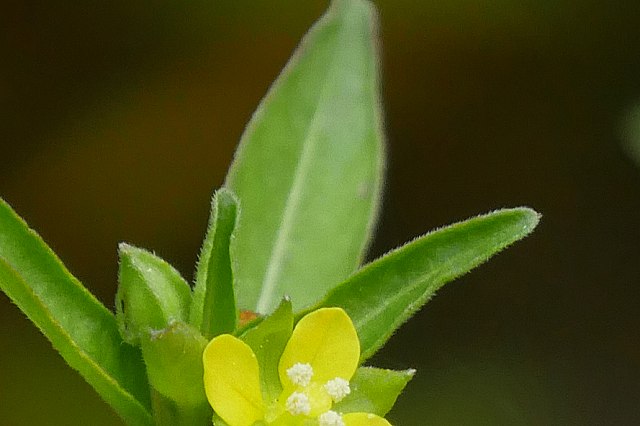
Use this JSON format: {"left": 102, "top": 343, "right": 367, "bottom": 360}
{"left": 324, "top": 377, "right": 351, "bottom": 402}
{"left": 319, "top": 410, "right": 345, "bottom": 426}
{"left": 286, "top": 392, "right": 311, "bottom": 416}
{"left": 286, "top": 362, "right": 314, "bottom": 387}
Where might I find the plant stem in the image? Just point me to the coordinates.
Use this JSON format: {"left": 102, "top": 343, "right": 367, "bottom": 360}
{"left": 151, "top": 389, "right": 211, "bottom": 426}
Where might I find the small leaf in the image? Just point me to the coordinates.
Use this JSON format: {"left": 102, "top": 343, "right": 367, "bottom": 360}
{"left": 190, "top": 188, "right": 239, "bottom": 338}
{"left": 141, "top": 322, "right": 210, "bottom": 419}
{"left": 241, "top": 298, "right": 293, "bottom": 404}
{"left": 342, "top": 413, "right": 392, "bottom": 425}
{"left": 226, "top": 0, "right": 385, "bottom": 314}
{"left": 0, "top": 199, "right": 153, "bottom": 425}
{"left": 116, "top": 243, "right": 191, "bottom": 344}
{"left": 334, "top": 367, "right": 415, "bottom": 416}
{"left": 311, "top": 207, "right": 541, "bottom": 360}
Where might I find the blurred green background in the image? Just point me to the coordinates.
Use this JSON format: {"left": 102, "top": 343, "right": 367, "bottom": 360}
{"left": 2, "top": 0, "right": 640, "bottom": 424}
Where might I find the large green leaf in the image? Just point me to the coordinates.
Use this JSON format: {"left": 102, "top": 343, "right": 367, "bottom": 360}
{"left": 190, "top": 189, "right": 239, "bottom": 338}
{"left": 311, "top": 208, "right": 541, "bottom": 360}
{"left": 226, "top": 0, "right": 385, "bottom": 314}
{"left": 0, "top": 199, "right": 153, "bottom": 425}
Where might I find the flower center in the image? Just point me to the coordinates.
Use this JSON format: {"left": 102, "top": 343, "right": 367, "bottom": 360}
{"left": 273, "top": 361, "right": 352, "bottom": 425}
{"left": 286, "top": 392, "right": 311, "bottom": 416}
{"left": 286, "top": 363, "right": 314, "bottom": 387}
{"left": 324, "top": 378, "right": 350, "bottom": 402}
{"left": 318, "top": 410, "right": 345, "bottom": 426}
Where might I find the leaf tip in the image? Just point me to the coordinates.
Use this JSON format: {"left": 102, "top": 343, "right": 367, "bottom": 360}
{"left": 511, "top": 206, "right": 542, "bottom": 236}
{"left": 405, "top": 368, "right": 417, "bottom": 377}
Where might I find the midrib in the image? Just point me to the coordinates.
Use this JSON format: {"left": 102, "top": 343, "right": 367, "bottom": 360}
{"left": 255, "top": 29, "right": 345, "bottom": 314}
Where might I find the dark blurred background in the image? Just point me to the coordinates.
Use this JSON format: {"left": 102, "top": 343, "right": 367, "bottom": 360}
{"left": 2, "top": 0, "right": 640, "bottom": 424}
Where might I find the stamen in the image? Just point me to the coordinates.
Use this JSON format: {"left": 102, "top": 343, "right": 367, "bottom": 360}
{"left": 286, "top": 392, "right": 311, "bottom": 416}
{"left": 318, "top": 410, "right": 345, "bottom": 426}
{"left": 324, "top": 377, "right": 350, "bottom": 402}
{"left": 286, "top": 362, "right": 314, "bottom": 387}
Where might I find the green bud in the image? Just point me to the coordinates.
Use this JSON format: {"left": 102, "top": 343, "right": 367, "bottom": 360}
{"left": 115, "top": 243, "right": 191, "bottom": 344}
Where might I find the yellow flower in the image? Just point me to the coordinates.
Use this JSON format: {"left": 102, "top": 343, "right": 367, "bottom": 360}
{"left": 203, "top": 307, "right": 392, "bottom": 426}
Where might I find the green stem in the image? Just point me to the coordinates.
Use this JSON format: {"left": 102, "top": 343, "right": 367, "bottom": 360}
{"left": 151, "top": 389, "right": 212, "bottom": 426}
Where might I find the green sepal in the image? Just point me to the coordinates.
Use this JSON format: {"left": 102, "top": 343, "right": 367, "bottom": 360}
{"left": 141, "top": 321, "right": 210, "bottom": 419}
{"left": 309, "top": 207, "right": 541, "bottom": 360}
{"left": 0, "top": 199, "right": 153, "bottom": 425}
{"left": 116, "top": 244, "right": 191, "bottom": 345}
{"left": 241, "top": 297, "right": 293, "bottom": 405}
{"left": 334, "top": 367, "right": 415, "bottom": 416}
{"left": 190, "top": 188, "right": 239, "bottom": 339}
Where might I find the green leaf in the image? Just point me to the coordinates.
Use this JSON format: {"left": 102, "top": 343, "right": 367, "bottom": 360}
{"left": 335, "top": 367, "right": 415, "bottom": 416}
{"left": 0, "top": 199, "right": 153, "bottom": 425}
{"left": 241, "top": 298, "right": 293, "bottom": 405}
{"left": 141, "top": 322, "right": 211, "bottom": 424}
{"left": 190, "top": 188, "right": 239, "bottom": 338}
{"left": 226, "top": 0, "right": 385, "bottom": 314}
{"left": 311, "top": 207, "right": 541, "bottom": 360}
{"left": 116, "top": 243, "right": 191, "bottom": 345}
{"left": 150, "top": 390, "right": 212, "bottom": 426}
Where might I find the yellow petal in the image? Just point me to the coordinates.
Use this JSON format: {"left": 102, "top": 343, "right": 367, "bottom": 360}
{"left": 203, "top": 334, "right": 265, "bottom": 426}
{"left": 305, "top": 382, "right": 333, "bottom": 416}
{"left": 279, "top": 308, "right": 360, "bottom": 386}
{"left": 343, "top": 413, "right": 392, "bottom": 426}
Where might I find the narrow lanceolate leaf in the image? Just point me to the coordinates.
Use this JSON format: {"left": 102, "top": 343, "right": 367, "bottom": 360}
{"left": 312, "top": 208, "right": 541, "bottom": 360}
{"left": 116, "top": 244, "right": 192, "bottom": 344}
{"left": 190, "top": 189, "right": 239, "bottom": 338}
{"left": 334, "top": 367, "right": 415, "bottom": 416}
{"left": 226, "top": 0, "right": 385, "bottom": 314}
{"left": 0, "top": 199, "right": 153, "bottom": 425}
